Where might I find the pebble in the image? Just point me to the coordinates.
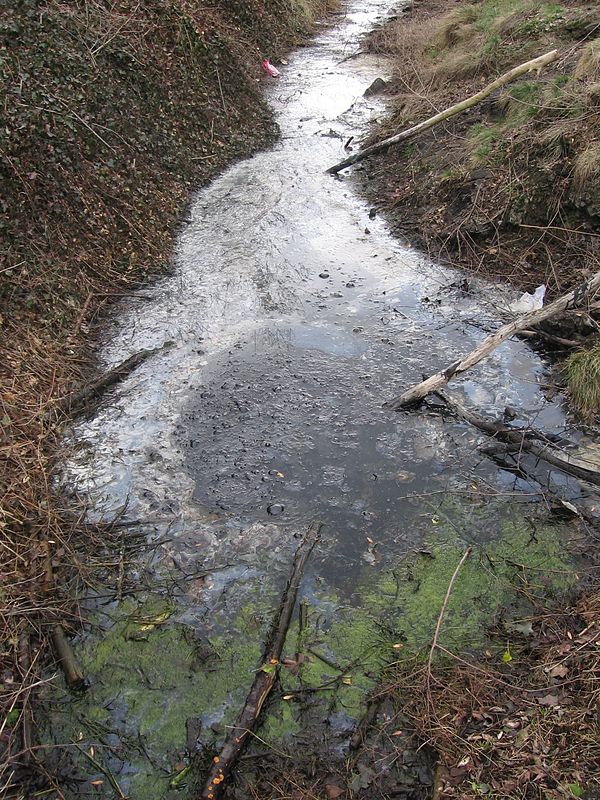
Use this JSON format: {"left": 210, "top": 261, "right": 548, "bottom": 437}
{"left": 267, "top": 503, "right": 285, "bottom": 516}
{"left": 319, "top": 271, "right": 330, "bottom": 279}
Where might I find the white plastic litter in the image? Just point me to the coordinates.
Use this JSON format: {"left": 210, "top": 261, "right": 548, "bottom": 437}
{"left": 509, "top": 283, "right": 546, "bottom": 314}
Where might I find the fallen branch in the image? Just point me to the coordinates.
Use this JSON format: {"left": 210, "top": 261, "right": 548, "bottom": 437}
{"left": 199, "top": 521, "right": 323, "bottom": 800}
{"left": 53, "top": 341, "right": 172, "bottom": 417}
{"left": 385, "top": 270, "right": 600, "bottom": 409}
{"left": 434, "top": 389, "right": 600, "bottom": 487}
{"left": 327, "top": 50, "right": 558, "bottom": 174}
{"left": 518, "top": 328, "right": 584, "bottom": 349}
{"left": 51, "top": 625, "right": 86, "bottom": 690}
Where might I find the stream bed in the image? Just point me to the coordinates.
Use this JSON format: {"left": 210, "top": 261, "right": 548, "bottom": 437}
{"left": 44, "top": 2, "right": 595, "bottom": 797}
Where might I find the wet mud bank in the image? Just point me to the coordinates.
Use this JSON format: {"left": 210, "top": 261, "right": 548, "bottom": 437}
{"left": 41, "top": 1, "right": 600, "bottom": 798}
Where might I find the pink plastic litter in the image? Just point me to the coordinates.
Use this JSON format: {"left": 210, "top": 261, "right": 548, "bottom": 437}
{"left": 262, "top": 59, "right": 281, "bottom": 78}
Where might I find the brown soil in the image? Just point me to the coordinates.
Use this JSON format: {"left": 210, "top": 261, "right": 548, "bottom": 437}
{"left": 356, "top": 0, "right": 600, "bottom": 296}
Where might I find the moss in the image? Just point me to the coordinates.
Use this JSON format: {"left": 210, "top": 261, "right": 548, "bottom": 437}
{"left": 43, "top": 593, "right": 276, "bottom": 798}
{"left": 259, "top": 699, "right": 301, "bottom": 742}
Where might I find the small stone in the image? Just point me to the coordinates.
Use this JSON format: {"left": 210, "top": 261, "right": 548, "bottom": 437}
{"left": 346, "top": 281, "right": 355, "bottom": 288}
{"left": 319, "top": 271, "right": 330, "bottom": 279}
{"left": 363, "top": 77, "right": 388, "bottom": 97}
{"left": 267, "top": 503, "right": 284, "bottom": 516}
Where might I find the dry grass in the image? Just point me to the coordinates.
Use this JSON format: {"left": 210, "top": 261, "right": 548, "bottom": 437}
{"left": 572, "top": 141, "right": 600, "bottom": 191}
{"left": 575, "top": 36, "right": 600, "bottom": 78}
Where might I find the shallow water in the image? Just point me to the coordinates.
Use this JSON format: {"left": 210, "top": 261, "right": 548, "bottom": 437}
{"left": 52, "top": 0, "right": 589, "bottom": 794}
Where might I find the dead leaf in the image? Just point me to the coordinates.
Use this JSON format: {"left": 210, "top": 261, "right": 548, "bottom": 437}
{"left": 326, "top": 785, "right": 344, "bottom": 799}
{"left": 537, "top": 694, "right": 559, "bottom": 707}
{"left": 506, "top": 620, "right": 534, "bottom": 637}
{"left": 548, "top": 664, "right": 568, "bottom": 678}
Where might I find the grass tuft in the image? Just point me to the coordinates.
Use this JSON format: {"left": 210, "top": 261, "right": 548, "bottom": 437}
{"left": 564, "top": 339, "right": 600, "bottom": 417}
{"left": 575, "top": 37, "right": 600, "bottom": 79}
{"left": 572, "top": 141, "right": 600, "bottom": 191}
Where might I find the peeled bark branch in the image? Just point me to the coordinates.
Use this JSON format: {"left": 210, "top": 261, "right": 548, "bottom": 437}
{"left": 385, "top": 270, "right": 600, "bottom": 410}
{"left": 200, "top": 521, "right": 323, "bottom": 800}
{"left": 327, "top": 50, "right": 558, "bottom": 174}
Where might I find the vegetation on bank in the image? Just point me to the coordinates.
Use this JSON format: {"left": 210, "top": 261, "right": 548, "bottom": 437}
{"left": 364, "top": 0, "right": 600, "bottom": 289}
{"left": 361, "top": 0, "right": 600, "bottom": 415}
{"left": 351, "top": 2, "right": 600, "bottom": 794}
{"left": 0, "top": 0, "right": 335, "bottom": 790}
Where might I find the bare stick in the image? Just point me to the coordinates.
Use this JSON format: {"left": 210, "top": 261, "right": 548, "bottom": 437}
{"left": 327, "top": 50, "right": 558, "bottom": 173}
{"left": 51, "top": 625, "right": 86, "bottom": 690}
{"left": 435, "top": 389, "right": 600, "bottom": 486}
{"left": 199, "top": 522, "right": 322, "bottom": 800}
{"left": 427, "top": 547, "right": 472, "bottom": 673}
{"left": 385, "top": 270, "right": 600, "bottom": 410}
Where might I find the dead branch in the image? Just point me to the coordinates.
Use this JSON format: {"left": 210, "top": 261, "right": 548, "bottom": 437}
{"left": 385, "top": 270, "right": 600, "bottom": 409}
{"left": 51, "top": 625, "right": 86, "bottom": 690}
{"left": 327, "top": 50, "right": 558, "bottom": 174}
{"left": 199, "top": 521, "right": 323, "bottom": 800}
{"left": 518, "top": 329, "right": 584, "bottom": 349}
{"left": 53, "top": 341, "right": 172, "bottom": 417}
{"left": 427, "top": 547, "right": 472, "bottom": 675}
{"left": 434, "top": 389, "right": 600, "bottom": 487}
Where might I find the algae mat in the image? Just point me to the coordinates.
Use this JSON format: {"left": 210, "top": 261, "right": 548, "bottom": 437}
{"left": 42, "top": 500, "right": 583, "bottom": 798}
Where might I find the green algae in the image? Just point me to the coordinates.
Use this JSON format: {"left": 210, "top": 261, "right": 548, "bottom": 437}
{"left": 44, "top": 500, "right": 581, "bottom": 798}
{"left": 43, "top": 592, "right": 277, "bottom": 799}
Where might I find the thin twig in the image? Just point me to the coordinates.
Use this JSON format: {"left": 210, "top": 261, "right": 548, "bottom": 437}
{"left": 427, "top": 547, "right": 472, "bottom": 673}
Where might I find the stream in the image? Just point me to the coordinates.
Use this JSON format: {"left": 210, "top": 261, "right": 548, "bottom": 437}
{"left": 45, "top": 2, "right": 593, "bottom": 797}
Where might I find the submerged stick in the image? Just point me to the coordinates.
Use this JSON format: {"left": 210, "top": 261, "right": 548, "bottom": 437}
{"left": 51, "top": 625, "right": 86, "bottom": 690}
{"left": 54, "top": 341, "right": 172, "bottom": 417}
{"left": 199, "top": 521, "right": 323, "bottom": 800}
{"left": 434, "top": 389, "right": 600, "bottom": 487}
{"left": 427, "top": 547, "right": 472, "bottom": 673}
{"left": 327, "top": 50, "right": 557, "bottom": 174}
{"left": 385, "top": 270, "right": 600, "bottom": 410}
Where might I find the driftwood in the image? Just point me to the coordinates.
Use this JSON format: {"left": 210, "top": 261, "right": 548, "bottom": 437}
{"left": 385, "top": 271, "right": 600, "bottom": 410}
{"left": 518, "top": 328, "right": 584, "bottom": 349}
{"left": 200, "top": 521, "right": 323, "bottom": 800}
{"left": 54, "top": 342, "right": 172, "bottom": 417}
{"left": 327, "top": 50, "right": 557, "bottom": 174}
{"left": 434, "top": 389, "right": 600, "bottom": 487}
{"left": 51, "top": 625, "right": 86, "bottom": 690}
